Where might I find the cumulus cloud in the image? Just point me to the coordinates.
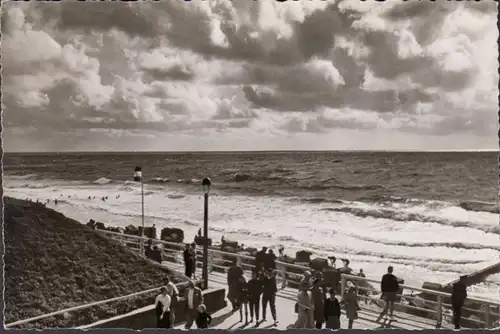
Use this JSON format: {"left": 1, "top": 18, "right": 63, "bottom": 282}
{"left": 1, "top": 0, "right": 498, "bottom": 151}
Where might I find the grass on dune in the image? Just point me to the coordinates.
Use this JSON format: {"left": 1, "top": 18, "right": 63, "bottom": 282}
{"left": 4, "top": 196, "right": 186, "bottom": 329}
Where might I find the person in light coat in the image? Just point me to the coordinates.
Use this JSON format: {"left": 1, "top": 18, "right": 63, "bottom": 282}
{"left": 295, "top": 281, "right": 314, "bottom": 328}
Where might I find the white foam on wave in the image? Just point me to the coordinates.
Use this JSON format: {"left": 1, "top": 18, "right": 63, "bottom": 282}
{"left": 4, "top": 176, "right": 500, "bottom": 301}
{"left": 93, "top": 177, "right": 113, "bottom": 185}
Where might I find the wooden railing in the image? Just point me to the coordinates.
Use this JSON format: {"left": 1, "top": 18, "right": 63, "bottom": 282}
{"left": 100, "top": 229, "right": 500, "bottom": 329}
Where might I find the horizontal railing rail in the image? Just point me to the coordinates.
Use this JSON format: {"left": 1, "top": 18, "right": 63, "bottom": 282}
{"left": 5, "top": 281, "right": 192, "bottom": 328}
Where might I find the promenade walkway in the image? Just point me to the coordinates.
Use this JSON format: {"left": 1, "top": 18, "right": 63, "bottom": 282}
{"left": 164, "top": 261, "right": 452, "bottom": 330}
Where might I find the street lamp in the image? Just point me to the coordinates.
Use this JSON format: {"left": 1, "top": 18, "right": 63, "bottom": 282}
{"left": 202, "top": 177, "right": 211, "bottom": 290}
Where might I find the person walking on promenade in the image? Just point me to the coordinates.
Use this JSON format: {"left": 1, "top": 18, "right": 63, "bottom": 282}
{"left": 311, "top": 278, "right": 326, "bottom": 329}
{"left": 155, "top": 287, "right": 172, "bottom": 328}
{"left": 227, "top": 260, "right": 244, "bottom": 311}
{"left": 237, "top": 274, "right": 249, "bottom": 323}
{"left": 451, "top": 275, "right": 468, "bottom": 329}
{"left": 164, "top": 276, "right": 179, "bottom": 327}
{"left": 262, "top": 269, "right": 278, "bottom": 325}
{"left": 183, "top": 244, "right": 194, "bottom": 278}
{"left": 324, "top": 288, "right": 341, "bottom": 329}
{"left": 184, "top": 280, "right": 203, "bottom": 329}
{"left": 296, "top": 280, "right": 314, "bottom": 328}
{"left": 195, "top": 304, "right": 212, "bottom": 329}
{"left": 376, "top": 266, "right": 399, "bottom": 322}
{"left": 343, "top": 285, "right": 359, "bottom": 329}
{"left": 247, "top": 270, "right": 263, "bottom": 323}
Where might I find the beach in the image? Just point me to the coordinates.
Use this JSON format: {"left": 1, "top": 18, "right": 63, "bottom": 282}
{"left": 4, "top": 151, "right": 499, "bottom": 302}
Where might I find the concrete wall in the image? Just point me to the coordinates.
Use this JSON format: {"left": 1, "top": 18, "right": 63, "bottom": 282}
{"left": 93, "top": 288, "right": 226, "bottom": 329}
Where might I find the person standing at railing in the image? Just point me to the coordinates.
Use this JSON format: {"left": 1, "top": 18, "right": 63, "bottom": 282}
{"left": 262, "top": 269, "right": 279, "bottom": 325}
{"left": 296, "top": 280, "right": 314, "bottom": 328}
{"left": 247, "top": 270, "right": 263, "bottom": 323}
{"left": 165, "top": 276, "right": 179, "bottom": 328}
{"left": 264, "top": 249, "right": 277, "bottom": 270}
{"left": 376, "top": 266, "right": 399, "bottom": 323}
{"left": 311, "top": 278, "right": 326, "bottom": 329}
{"left": 184, "top": 280, "right": 204, "bottom": 329}
{"left": 255, "top": 247, "right": 267, "bottom": 274}
{"left": 451, "top": 275, "right": 468, "bottom": 329}
{"left": 190, "top": 243, "right": 198, "bottom": 279}
{"left": 155, "top": 287, "right": 172, "bottom": 328}
{"left": 183, "top": 244, "right": 194, "bottom": 278}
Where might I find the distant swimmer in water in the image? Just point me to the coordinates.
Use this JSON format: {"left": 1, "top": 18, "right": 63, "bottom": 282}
{"left": 116, "top": 195, "right": 120, "bottom": 199}
{"left": 54, "top": 199, "right": 58, "bottom": 205}
{"left": 88, "top": 196, "right": 91, "bottom": 200}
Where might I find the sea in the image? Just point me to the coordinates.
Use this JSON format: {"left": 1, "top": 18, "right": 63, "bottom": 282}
{"left": 3, "top": 151, "right": 500, "bottom": 301}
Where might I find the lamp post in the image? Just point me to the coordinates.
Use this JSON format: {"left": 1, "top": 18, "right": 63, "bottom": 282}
{"left": 134, "top": 166, "right": 145, "bottom": 255}
{"left": 202, "top": 177, "right": 211, "bottom": 290}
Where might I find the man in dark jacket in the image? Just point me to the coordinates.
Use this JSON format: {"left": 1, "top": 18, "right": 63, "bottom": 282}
{"left": 264, "top": 249, "right": 277, "bottom": 270}
{"left": 261, "top": 269, "right": 278, "bottom": 325}
{"left": 255, "top": 247, "right": 267, "bottom": 274}
{"left": 324, "top": 288, "right": 341, "bottom": 329}
{"left": 247, "top": 270, "right": 263, "bottom": 323}
{"left": 451, "top": 275, "right": 468, "bottom": 329}
{"left": 183, "top": 244, "right": 193, "bottom": 278}
{"left": 311, "top": 278, "right": 325, "bottom": 328}
{"left": 376, "top": 266, "right": 400, "bottom": 322}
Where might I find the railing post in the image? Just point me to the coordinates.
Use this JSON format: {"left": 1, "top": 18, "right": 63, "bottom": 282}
{"left": 436, "top": 295, "right": 443, "bottom": 328}
{"left": 119, "top": 234, "right": 124, "bottom": 245}
{"left": 340, "top": 275, "right": 346, "bottom": 299}
{"left": 485, "top": 303, "right": 491, "bottom": 328}
{"left": 236, "top": 254, "right": 242, "bottom": 268}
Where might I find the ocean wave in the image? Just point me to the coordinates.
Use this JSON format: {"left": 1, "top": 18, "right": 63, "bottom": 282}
{"left": 459, "top": 200, "right": 499, "bottom": 214}
{"left": 323, "top": 206, "right": 500, "bottom": 234}
{"left": 8, "top": 173, "right": 38, "bottom": 180}
{"left": 345, "top": 233, "right": 500, "bottom": 252}
{"left": 150, "top": 177, "right": 170, "bottom": 183}
{"left": 93, "top": 177, "right": 113, "bottom": 185}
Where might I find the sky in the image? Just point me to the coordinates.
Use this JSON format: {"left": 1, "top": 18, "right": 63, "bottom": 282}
{"left": 1, "top": 0, "right": 499, "bottom": 152}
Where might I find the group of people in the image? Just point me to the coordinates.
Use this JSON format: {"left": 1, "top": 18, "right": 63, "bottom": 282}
{"left": 155, "top": 277, "right": 212, "bottom": 329}
{"left": 254, "top": 247, "right": 277, "bottom": 272}
{"left": 226, "top": 262, "right": 280, "bottom": 325}
{"left": 294, "top": 270, "right": 360, "bottom": 329}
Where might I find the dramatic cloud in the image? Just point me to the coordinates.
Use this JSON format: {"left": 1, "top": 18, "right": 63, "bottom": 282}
{"left": 1, "top": 0, "right": 498, "bottom": 151}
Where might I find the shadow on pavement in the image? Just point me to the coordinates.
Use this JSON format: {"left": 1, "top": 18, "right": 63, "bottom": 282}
{"left": 210, "top": 310, "right": 235, "bottom": 328}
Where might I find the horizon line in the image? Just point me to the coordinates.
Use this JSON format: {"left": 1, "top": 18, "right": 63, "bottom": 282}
{"left": 4, "top": 149, "right": 499, "bottom": 154}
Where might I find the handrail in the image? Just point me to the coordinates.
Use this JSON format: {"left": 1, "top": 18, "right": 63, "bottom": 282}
{"left": 5, "top": 281, "right": 190, "bottom": 328}
{"left": 341, "top": 273, "right": 500, "bottom": 306}
{"left": 100, "top": 229, "right": 311, "bottom": 272}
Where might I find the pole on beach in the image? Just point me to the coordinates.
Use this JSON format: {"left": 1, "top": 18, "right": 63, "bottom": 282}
{"left": 202, "top": 177, "right": 212, "bottom": 290}
{"left": 134, "top": 166, "right": 145, "bottom": 255}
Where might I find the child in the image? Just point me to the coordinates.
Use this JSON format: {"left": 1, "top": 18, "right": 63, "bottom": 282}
{"left": 195, "top": 304, "right": 212, "bottom": 329}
